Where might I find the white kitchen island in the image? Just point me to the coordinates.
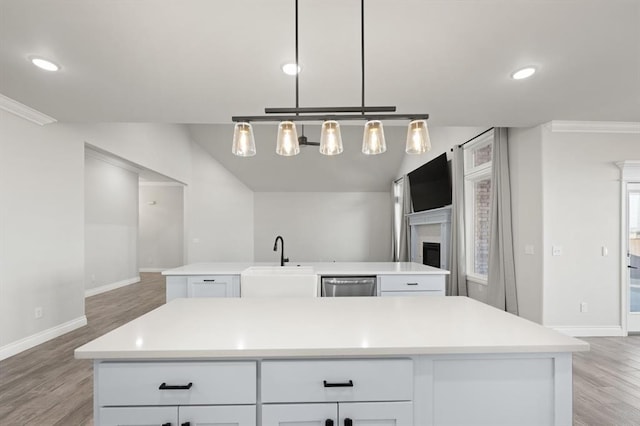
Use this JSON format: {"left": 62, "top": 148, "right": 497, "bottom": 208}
{"left": 75, "top": 296, "right": 588, "bottom": 426}
{"left": 162, "top": 262, "right": 449, "bottom": 300}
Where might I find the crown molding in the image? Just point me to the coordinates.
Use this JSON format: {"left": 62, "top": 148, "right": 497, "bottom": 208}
{"left": 0, "top": 93, "right": 57, "bottom": 125}
{"left": 616, "top": 160, "right": 640, "bottom": 181}
{"left": 550, "top": 120, "right": 640, "bottom": 134}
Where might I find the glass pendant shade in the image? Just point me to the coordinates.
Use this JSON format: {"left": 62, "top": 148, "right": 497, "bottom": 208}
{"left": 276, "top": 121, "right": 300, "bottom": 156}
{"left": 319, "top": 121, "right": 344, "bottom": 155}
{"left": 231, "top": 122, "right": 256, "bottom": 157}
{"left": 405, "top": 119, "right": 431, "bottom": 154}
{"left": 362, "top": 120, "right": 386, "bottom": 155}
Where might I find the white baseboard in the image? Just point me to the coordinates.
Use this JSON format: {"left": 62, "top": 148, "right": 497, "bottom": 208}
{"left": 551, "top": 326, "right": 625, "bottom": 337}
{"left": 0, "top": 316, "right": 87, "bottom": 361}
{"left": 139, "top": 268, "right": 166, "bottom": 273}
{"left": 85, "top": 276, "right": 140, "bottom": 298}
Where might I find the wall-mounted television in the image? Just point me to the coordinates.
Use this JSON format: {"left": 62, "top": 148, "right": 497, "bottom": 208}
{"left": 407, "top": 153, "right": 452, "bottom": 212}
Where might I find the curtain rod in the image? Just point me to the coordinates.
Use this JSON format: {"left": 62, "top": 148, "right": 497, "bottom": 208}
{"left": 450, "top": 127, "right": 494, "bottom": 152}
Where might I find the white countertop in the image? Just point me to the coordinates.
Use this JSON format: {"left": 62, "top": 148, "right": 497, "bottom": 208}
{"left": 75, "top": 296, "right": 587, "bottom": 360}
{"left": 161, "top": 262, "right": 449, "bottom": 276}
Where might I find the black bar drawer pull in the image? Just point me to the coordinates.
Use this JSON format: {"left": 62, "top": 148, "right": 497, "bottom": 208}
{"left": 181, "top": 423, "right": 191, "bottom": 426}
{"left": 323, "top": 379, "right": 353, "bottom": 387}
{"left": 345, "top": 419, "right": 353, "bottom": 426}
{"left": 159, "top": 382, "right": 193, "bottom": 390}
{"left": 406, "top": 282, "right": 419, "bottom": 286}
{"left": 325, "top": 420, "right": 334, "bottom": 426}
{"left": 203, "top": 279, "right": 216, "bottom": 282}
{"left": 161, "top": 423, "right": 171, "bottom": 426}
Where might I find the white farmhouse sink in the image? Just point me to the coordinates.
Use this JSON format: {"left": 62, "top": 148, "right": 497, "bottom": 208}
{"left": 240, "top": 266, "right": 318, "bottom": 298}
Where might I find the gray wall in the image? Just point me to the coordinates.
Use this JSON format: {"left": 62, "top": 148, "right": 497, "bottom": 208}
{"left": 139, "top": 184, "right": 185, "bottom": 270}
{"left": 540, "top": 126, "right": 638, "bottom": 331}
{"left": 84, "top": 153, "right": 139, "bottom": 294}
{"left": 0, "top": 116, "right": 255, "bottom": 360}
{"left": 254, "top": 192, "right": 392, "bottom": 262}
{"left": 0, "top": 110, "right": 85, "bottom": 352}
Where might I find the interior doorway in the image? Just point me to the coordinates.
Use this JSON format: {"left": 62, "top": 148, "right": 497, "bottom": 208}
{"left": 627, "top": 183, "right": 640, "bottom": 333}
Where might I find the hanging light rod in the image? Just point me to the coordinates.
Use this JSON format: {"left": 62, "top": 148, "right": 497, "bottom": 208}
{"left": 232, "top": 113, "right": 429, "bottom": 123}
{"left": 230, "top": 0, "right": 431, "bottom": 157}
{"left": 264, "top": 106, "right": 396, "bottom": 114}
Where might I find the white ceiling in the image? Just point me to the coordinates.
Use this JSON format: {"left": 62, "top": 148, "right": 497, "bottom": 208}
{"left": 1, "top": 0, "right": 638, "bottom": 190}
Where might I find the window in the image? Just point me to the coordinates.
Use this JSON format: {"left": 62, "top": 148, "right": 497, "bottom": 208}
{"left": 464, "top": 131, "right": 493, "bottom": 283}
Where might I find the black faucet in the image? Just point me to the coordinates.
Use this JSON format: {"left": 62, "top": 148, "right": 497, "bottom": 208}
{"left": 273, "top": 235, "right": 289, "bottom": 267}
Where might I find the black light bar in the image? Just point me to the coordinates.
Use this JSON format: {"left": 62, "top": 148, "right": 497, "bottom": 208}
{"left": 264, "top": 106, "right": 396, "bottom": 114}
{"left": 231, "top": 113, "right": 429, "bottom": 123}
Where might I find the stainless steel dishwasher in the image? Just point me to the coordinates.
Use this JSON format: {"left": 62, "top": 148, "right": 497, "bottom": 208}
{"left": 320, "top": 276, "right": 377, "bottom": 297}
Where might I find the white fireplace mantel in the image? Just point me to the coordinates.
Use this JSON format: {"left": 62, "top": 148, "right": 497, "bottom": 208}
{"left": 407, "top": 205, "right": 452, "bottom": 271}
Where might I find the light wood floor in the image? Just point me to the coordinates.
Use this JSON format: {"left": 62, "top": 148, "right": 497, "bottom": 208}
{"left": 1, "top": 273, "right": 640, "bottom": 425}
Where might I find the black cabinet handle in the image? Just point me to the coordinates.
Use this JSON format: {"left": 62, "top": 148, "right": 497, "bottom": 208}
{"left": 181, "top": 423, "right": 191, "bottom": 426}
{"left": 203, "top": 279, "right": 216, "bottom": 282}
{"left": 323, "top": 380, "right": 353, "bottom": 387}
{"left": 325, "top": 420, "right": 334, "bottom": 426}
{"left": 158, "top": 382, "right": 193, "bottom": 390}
{"left": 344, "top": 419, "right": 353, "bottom": 426}
{"left": 161, "top": 423, "right": 171, "bottom": 426}
{"left": 406, "top": 282, "right": 419, "bottom": 286}
{"left": 629, "top": 265, "right": 638, "bottom": 269}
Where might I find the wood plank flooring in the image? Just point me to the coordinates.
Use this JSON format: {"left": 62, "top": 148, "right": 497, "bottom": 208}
{"left": 0, "top": 273, "right": 165, "bottom": 425}
{"left": 1, "top": 273, "right": 640, "bottom": 425}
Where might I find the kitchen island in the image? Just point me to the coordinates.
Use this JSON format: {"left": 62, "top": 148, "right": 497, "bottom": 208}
{"left": 75, "top": 296, "right": 588, "bottom": 426}
{"left": 162, "top": 261, "right": 449, "bottom": 300}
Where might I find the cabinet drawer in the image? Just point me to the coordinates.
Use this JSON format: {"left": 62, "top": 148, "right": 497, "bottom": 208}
{"left": 261, "top": 359, "right": 412, "bottom": 403}
{"left": 187, "top": 275, "right": 238, "bottom": 297}
{"left": 379, "top": 274, "right": 444, "bottom": 292}
{"left": 97, "top": 361, "right": 256, "bottom": 406}
{"left": 381, "top": 290, "right": 444, "bottom": 297}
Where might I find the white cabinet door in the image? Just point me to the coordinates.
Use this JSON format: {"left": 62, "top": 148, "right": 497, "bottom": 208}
{"left": 100, "top": 406, "right": 178, "bottom": 426}
{"left": 179, "top": 405, "right": 256, "bottom": 426}
{"left": 262, "top": 403, "right": 337, "bottom": 426}
{"left": 166, "top": 276, "right": 187, "bottom": 302}
{"left": 339, "top": 402, "right": 413, "bottom": 426}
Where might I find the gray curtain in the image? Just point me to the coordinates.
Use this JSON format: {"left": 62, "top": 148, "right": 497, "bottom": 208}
{"left": 392, "top": 176, "right": 411, "bottom": 262}
{"left": 487, "top": 128, "right": 518, "bottom": 314}
{"left": 449, "top": 146, "right": 467, "bottom": 296}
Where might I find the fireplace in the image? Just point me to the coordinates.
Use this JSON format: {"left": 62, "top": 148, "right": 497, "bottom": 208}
{"left": 422, "top": 242, "right": 441, "bottom": 268}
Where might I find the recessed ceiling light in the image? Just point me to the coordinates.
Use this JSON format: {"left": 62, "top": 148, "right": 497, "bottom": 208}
{"left": 511, "top": 67, "right": 536, "bottom": 80}
{"left": 282, "top": 63, "right": 301, "bottom": 76}
{"left": 30, "top": 57, "right": 60, "bottom": 72}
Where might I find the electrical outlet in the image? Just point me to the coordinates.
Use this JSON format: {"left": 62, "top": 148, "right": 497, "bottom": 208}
{"left": 580, "top": 302, "right": 588, "bottom": 313}
{"left": 525, "top": 245, "right": 535, "bottom": 255}
{"left": 34, "top": 307, "right": 43, "bottom": 319}
{"left": 552, "top": 246, "right": 563, "bottom": 256}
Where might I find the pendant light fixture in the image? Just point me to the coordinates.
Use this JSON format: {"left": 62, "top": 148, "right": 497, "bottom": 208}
{"left": 231, "top": 0, "right": 431, "bottom": 156}
{"left": 362, "top": 120, "right": 386, "bottom": 155}
{"left": 405, "top": 119, "right": 431, "bottom": 154}
{"left": 319, "top": 121, "right": 343, "bottom": 155}
{"left": 276, "top": 121, "right": 300, "bottom": 156}
{"left": 231, "top": 122, "right": 256, "bottom": 156}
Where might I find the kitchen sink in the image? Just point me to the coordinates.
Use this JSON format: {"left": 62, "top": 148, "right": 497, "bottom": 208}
{"left": 240, "top": 266, "right": 318, "bottom": 298}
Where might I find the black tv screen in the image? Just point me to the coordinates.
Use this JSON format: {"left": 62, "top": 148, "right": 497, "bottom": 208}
{"left": 407, "top": 153, "right": 452, "bottom": 212}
